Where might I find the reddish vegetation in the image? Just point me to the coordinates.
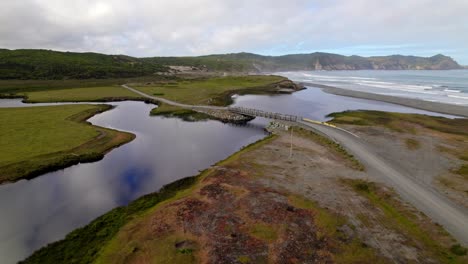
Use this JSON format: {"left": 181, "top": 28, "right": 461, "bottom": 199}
{"left": 99, "top": 129, "right": 465, "bottom": 263}
{"left": 148, "top": 167, "right": 334, "bottom": 263}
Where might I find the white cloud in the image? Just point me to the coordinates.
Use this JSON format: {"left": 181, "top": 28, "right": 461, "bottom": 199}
{"left": 0, "top": 0, "right": 467, "bottom": 62}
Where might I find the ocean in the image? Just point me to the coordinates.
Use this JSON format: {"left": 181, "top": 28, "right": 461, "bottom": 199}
{"left": 277, "top": 70, "right": 468, "bottom": 106}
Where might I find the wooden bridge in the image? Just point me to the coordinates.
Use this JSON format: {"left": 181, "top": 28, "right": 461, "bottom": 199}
{"left": 228, "top": 106, "right": 299, "bottom": 122}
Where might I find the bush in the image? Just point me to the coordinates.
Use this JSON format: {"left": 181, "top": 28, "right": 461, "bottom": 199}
{"left": 450, "top": 244, "right": 467, "bottom": 256}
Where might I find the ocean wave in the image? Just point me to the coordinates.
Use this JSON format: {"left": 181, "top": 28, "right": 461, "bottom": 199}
{"left": 443, "top": 88, "right": 461, "bottom": 93}
{"left": 358, "top": 80, "right": 396, "bottom": 85}
{"left": 448, "top": 94, "right": 468, "bottom": 100}
{"left": 348, "top": 77, "right": 377, "bottom": 80}
{"left": 355, "top": 82, "right": 433, "bottom": 91}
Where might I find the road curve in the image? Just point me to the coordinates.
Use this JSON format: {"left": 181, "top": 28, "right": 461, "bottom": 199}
{"left": 298, "top": 120, "right": 468, "bottom": 245}
{"left": 123, "top": 83, "right": 468, "bottom": 245}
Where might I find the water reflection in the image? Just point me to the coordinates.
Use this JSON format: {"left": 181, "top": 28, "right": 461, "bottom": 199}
{"left": 0, "top": 88, "right": 457, "bottom": 263}
{"left": 0, "top": 101, "right": 266, "bottom": 263}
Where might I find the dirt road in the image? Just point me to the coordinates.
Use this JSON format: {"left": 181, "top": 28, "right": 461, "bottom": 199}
{"left": 299, "top": 120, "right": 468, "bottom": 245}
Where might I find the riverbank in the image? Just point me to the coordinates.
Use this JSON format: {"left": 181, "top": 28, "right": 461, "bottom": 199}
{"left": 23, "top": 125, "right": 467, "bottom": 263}
{"left": 0, "top": 104, "right": 135, "bottom": 184}
{"left": 302, "top": 82, "right": 468, "bottom": 118}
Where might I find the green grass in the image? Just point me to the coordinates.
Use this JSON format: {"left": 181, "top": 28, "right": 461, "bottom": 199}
{"left": 249, "top": 223, "right": 279, "bottom": 242}
{"left": 0, "top": 104, "right": 135, "bottom": 183}
{"left": 453, "top": 164, "right": 468, "bottom": 178}
{"left": 150, "top": 103, "right": 211, "bottom": 122}
{"left": 21, "top": 86, "right": 143, "bottom": 103}
{"left": 346, "top": 179, "right": 467, "bottom": 263}
{"left": 0, "top": 76, "right": 176, "bottom": 94}
{"left": 134, "top": 75, "right": 286, "bottom": 106}
{"left": 328, "top": 110, "right": 468, "bottom": 136}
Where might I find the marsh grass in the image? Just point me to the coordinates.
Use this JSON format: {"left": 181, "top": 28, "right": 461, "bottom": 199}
{"left": 0, "top": 104, "right": 134, "bottom": 183}
{"left": 134, "top": 75, "right": 286, "bottom": 106}
{"left": 328, "top": 110, "right": 468, "bottom": 136}
{"left": 21, "top": 86, "right": 143, "bottom": 103}
{"left": 150, "top": 103, "right": 212, "bottom": 122}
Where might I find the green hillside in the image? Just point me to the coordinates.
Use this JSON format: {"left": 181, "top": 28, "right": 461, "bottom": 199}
{"left": 0, "top": 49, "right": 168, "bottom": 79}
{"left": 146, "top": 52, "right": 462, "bottom": 71}
{"left": 0, "top": 49, "right": 462, "bottom": 80}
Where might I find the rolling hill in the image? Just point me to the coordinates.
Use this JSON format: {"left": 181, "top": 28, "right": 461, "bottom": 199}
{"left": 0, "top": 49, "right": 168, "bottom": 79}
{"left": 0, "top": 49, "right": 462, "bottom": 80}
{"left": 146, "top": 52, "right": 462, "bottom": 72}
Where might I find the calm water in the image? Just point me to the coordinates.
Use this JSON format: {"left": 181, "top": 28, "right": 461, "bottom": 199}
{"left": 0, "top": 101, "right": 267, "bottom": 263}
{"left": 0, "top": 83, "right": 462, "bottom": 263}
{"left": 277, "top": 70, "right": 468, "bottom": 106}
{"left": 233, "top": 85, "right": 458, "bottom": 120}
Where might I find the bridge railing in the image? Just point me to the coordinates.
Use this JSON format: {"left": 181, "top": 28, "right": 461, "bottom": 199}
{"left": 228, "top": 106, "right": 299, "bottom": 122}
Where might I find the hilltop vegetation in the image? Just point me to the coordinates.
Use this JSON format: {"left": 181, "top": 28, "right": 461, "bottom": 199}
{"left": 0, "top": 49, "right": 168, "bottom": 79}
{"left": 0, "top": 49, "right": 462, "bottom": 80}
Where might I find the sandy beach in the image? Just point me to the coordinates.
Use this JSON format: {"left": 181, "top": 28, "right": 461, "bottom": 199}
{"left": 301, "top": 82, "right": 468, "bottom": 118}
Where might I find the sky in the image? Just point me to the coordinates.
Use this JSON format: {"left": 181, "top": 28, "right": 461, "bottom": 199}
{"left": 1, "top": 0, "right": 467, "bottom": 64}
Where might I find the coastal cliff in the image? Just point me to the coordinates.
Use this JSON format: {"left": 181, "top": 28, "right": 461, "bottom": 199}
{"left": 165, "top": 52, "right": 462, "bottom": 72}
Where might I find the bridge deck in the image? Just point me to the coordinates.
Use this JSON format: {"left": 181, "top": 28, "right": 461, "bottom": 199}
{"left": 228, "top": 106, "right": 299, "bottom": 122}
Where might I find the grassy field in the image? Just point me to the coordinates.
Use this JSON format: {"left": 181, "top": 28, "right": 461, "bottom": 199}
{"left": 0, "top": 76, "right": 175, "bottom": 94}
{"left": 133, "top": 75, "right": 286, "bottom": 106}
{"left": 0, "top": 104, "right": 135, "bottom": 183}
{"left": 328, "top": 110, "right": 468, "bottom": 136}
{"left": 20, "top": 86, "right": 142, "bottom": 103}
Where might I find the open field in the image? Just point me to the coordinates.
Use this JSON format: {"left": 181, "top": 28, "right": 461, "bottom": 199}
{"left": 0, "top": 76, "right": 175, "bottom": 94}
{"left": 23, "top": 127, "right": 466, "bottom": 263}
{"left": 21, "top": 86, "right": 143, "bottom": 103}
{"left": 133, "top": 75, "right": 291, "bottom": 106}
{"left": 329, "top": 110, "right": 468, "bottom": 207}
{"left": 0, "top": 104, "right": 135, "bottom": 183}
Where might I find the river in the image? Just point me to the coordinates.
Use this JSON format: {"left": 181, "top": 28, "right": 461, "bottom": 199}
{"left": 0, "top": 85, "right": 459, "bottom": 263}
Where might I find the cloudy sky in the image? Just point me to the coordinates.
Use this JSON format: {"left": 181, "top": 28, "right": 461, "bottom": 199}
{"left": 1, "top": 0, "right": 467, "bottom": 63}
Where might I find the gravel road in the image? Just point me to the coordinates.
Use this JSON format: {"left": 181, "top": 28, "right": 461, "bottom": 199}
{"left": 299, "top": 120, "right": 468, "bottom": 245}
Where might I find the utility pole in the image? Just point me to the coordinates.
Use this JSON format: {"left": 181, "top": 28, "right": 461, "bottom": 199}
{"left": 289, "top": 126, "right": 293, "bottom": 159}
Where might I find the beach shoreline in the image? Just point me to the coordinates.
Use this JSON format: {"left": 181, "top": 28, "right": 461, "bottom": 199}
{"left": 301, "top": 82, "right": 468, "bottom": 118}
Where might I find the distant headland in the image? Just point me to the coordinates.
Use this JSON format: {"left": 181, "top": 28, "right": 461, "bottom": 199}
{"left": 0, "top": 48, "right": 463, "bottom": 80}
